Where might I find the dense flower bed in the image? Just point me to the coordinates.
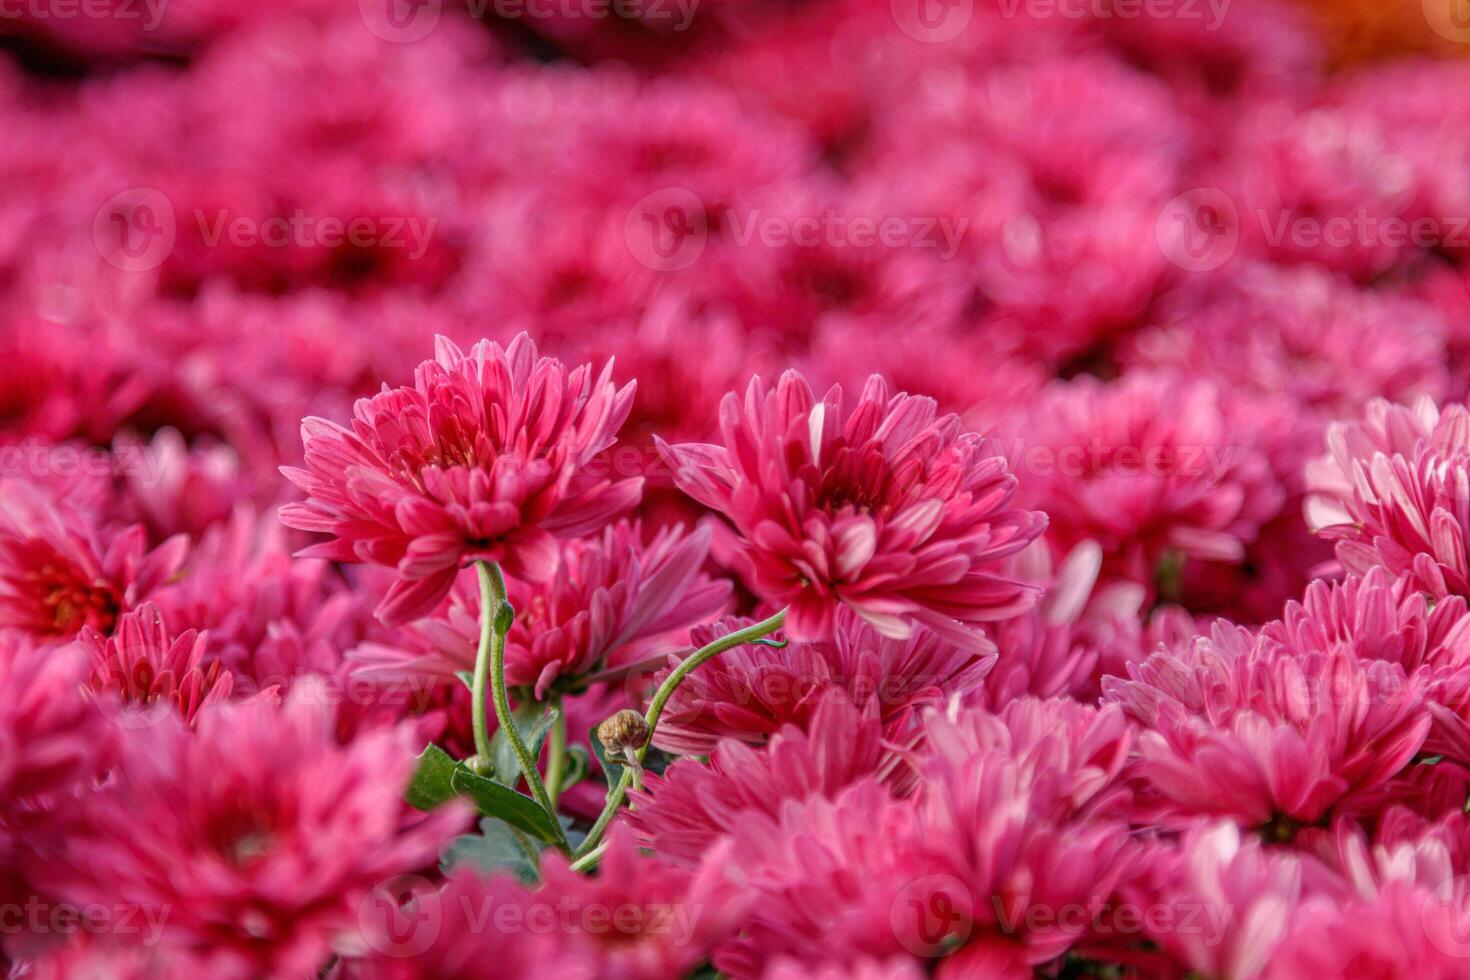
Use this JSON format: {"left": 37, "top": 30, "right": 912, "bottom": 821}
{"left": 3, "top": 0, "right": 1470, "bottom": 976}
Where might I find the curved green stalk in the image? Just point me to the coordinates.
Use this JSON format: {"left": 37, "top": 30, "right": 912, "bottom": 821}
{"left": 476, "top": 561, "right": 568, "bottom": 851}
{"left": 572, "top": 608, "right": 788, "bottom": 860}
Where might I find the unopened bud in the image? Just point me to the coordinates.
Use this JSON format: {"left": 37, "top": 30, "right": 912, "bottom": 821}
{"left": 493, "top": 601, "right": 515, "bottom": 635}
{"left": 597, "top": 709, "right": 650, "bottom": 789}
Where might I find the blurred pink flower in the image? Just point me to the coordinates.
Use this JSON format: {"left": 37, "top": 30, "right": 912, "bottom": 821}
{"left": 1105, "top": 622, "right": 1431, "bottom": 831}
{"left": 0, "top": 632, "right": 109, "bottom": 810}
{"left": 1003, "top": 370, "right": 1283, "bottom": 594}
{"left": 660, "top": 371, "right": 1045, "bottom": 648}
{"left": 154, "top": 509, "right": 371, "bottom": 690}
{"left": 1124, "top": 820, "right": 1306, "bottom": 980}
{"left": 718, "top": 699, "right": 1134, "bottom": 977}
{"left": 26, "top": 683, "right": 469, "bottom": 979}
{"left": 652, "top": 608, "right": 993, "bottom": 754}
{"left": 353, "top": 519, "right": 729, "bottom": 700}
{"left": 281, "top": 334, "right": 641, "bottom": 625}
{"left": 1305, "top": 396, "right": 1470, "bottom": 600}
{"left": 76, "top": 602, "right": 233, "bottom": 725}
{"left": 0, "top": 480, "right": 187, "bottom": 642}
{"left": 631, "top": 697, "right": 892, "bottom": 864}
{"left": 347, "top": 871, "right": 589, "bottom": 980}
{"left": 534, "top": 825, "right": 749, "bottom": 980}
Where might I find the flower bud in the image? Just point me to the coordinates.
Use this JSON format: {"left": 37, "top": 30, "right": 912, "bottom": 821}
{"left": 597, "top": 709, "right": 650, "bottom": 788}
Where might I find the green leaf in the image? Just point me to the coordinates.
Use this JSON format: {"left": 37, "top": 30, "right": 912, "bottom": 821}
{"left": 405, "top": 744, "right": 460, "bottom": 811}
{"left": 449, "top": 766, "right": 562, "bottom": 843}
{"left": 561, "top": 744, "right": 590, "bottom": 793}
{"left": 454, "top": 670, "right": 475, "bottom": 692}
{"left": 491, "top": 703, "right": 559, "bottom": 789}
{"left": 558, "top": 814, "right": 587, "bottom": 854}
{"left": 441, "top": 818, "right": 540, "bottom": 884}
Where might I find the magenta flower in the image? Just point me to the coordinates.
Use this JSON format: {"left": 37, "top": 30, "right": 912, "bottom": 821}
{"left": 1271, "top": 888, "right": 1470, "bottom": 979}
{"left": 1002, "top": 370, "right": 1284, "bottom": 594}
{"left": 352, "top": 519, "right": 730, "bottom": 699}
{"left": 348, "top": 870, "right": 591, "bottom": 979}
{"left": 26, "top": 683, "right": 469, "bottom": 978}
{"left": 659, "top": 371, "right": 1046, "bottom": 648}
{"left": 154, "top": 508, "right": 375, "bottom": 688}
{"left": 1264, "top": 567, "right": 1470, "bottom": 676}
{"left": 532, "top": 825, "right": 749, "bottom": 980}
{"left": 976, "top": 541, "right": 1152, "bottom": 708}
{"left": 652, "top": 608, "right": 994, "bottom": 754}
{"left": 632, "top": 697, "right": 892, "bottom": 864}
{"left": 717, "top": 699, "right": 1134, "bottom": 977}
{"left": 76, "top": 602, "right": 234, "bottom": 725}
{"left": 0, "top": 631, "right": 109, "bottom": 811}
{"left": 1105, "top": 622, "right": 1431, "bottom": 831}
{"left": 1305, "top": 397, "right": 1470, "bottom": 600}
{"left": 1124, "top": 820, "right": 1306, "bottom": 979}
{"left": 0, "top": 480, "right": 188, "bottom": 642}
{"left": 1123, "top": 263, "right": 1450, "bottom": 428}
{"left": 281, "top": 333, "right": 641, "bottom": 625}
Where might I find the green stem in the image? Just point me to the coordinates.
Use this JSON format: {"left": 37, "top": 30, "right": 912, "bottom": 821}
{"left": 568, "top": 841, "right": 607, "bottom": 873}
{"left": 477, "top": 561, "right": 568, "bottom": 851}
{"left": 469, "top": 564, "right": 497, "bottom": 765}
{"left": 572, "top": 608, "right": 788, "bottom": 860}
{"left": 545, "top": 696, "right": 567, "bottom": 807}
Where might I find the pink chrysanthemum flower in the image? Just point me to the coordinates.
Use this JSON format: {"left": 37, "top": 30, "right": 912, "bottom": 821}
{"left": 152, "top": 509, "right": 373, "bottom": 691}
{"left": 281, "top": 334, "right": 641, "bottom": 626}
{"left": 26, "top": 684, "right": 469, "bottom": 978}
{"left": 1002, "top": 370, "right": 1283, "bottom": 594}
{"left": 0, "top": 631, "right": 109, "bottom": 812}
{"left": 651, "top": 608, "right": 994, "bottom": 754}
{"left": 977, "top": 542, "right": 1153, "bottom": 708}
{"left": 76, "top": 602, "right": 234, "bottom": 725}
{"left": 1122, "top": 820, "right": 1307, "bottom": 979}
{"left": 0, "top": 480, "right": 187, "bottom": 642}
{"left": 352, "top": 519, "right": 729, "bottom": 700}
{"left": 1123, "top": 264, "right": 1450, "bottom": 434}
{"left": 111, "top": 429, "right": 257, "bottom": 543}
{"left": 717, "top": 699, "right": 1134, "bottom": 977}
{"left": 1104, "top": 622, "right": 1431, "bottom": 833}
{"left": 1305, "top": 396, "right": 1470, "bottom": 600}
{"left": 659, "top": 371, "right": 1046, "bottom": 648}
{"left": 1267, "top": 882, "right": 1470, "bottom": 980}
{"left": 529, "top": 825, "right": 749, "bottom": 980}
{"left": 631, "top": 697, "right": 893, "bottom": 864}
{"left": 1264, "top": 567, "right": 1470, "bottom": 676}
{"left": 347, "top": 870, "right": 590, "bottom": 979}
{"left": 763, "top": 958, "right": 925, "bottom": 980}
